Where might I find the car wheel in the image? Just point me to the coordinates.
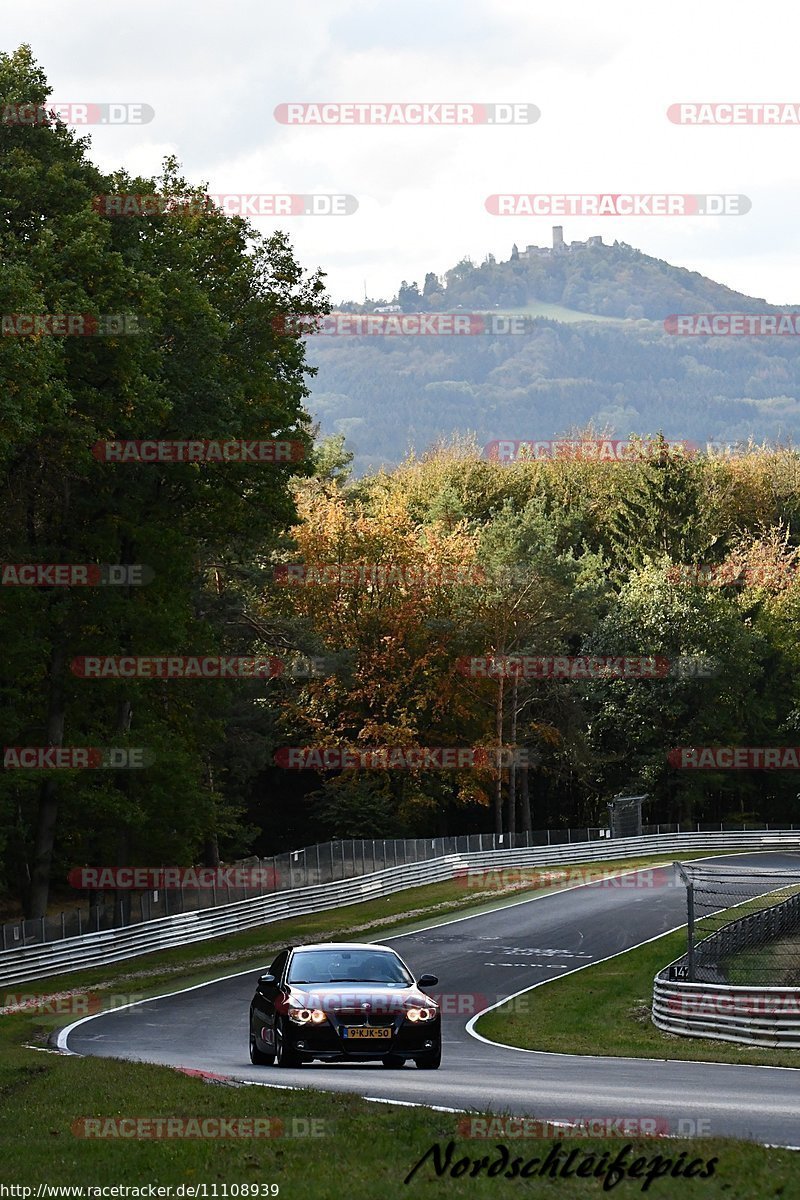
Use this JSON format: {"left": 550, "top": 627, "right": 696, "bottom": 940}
{"left": 416, "top": 1043, "right": 441, "bottom": 1070}
{"left": 381, "top": 1055, "right": 405, "bottom": 1068}
{"left": 249, "top": 1031, "right": 274, "bottom": 1066}
{"left": 274, "top": 1016, "right": 302, "bottom": 1068}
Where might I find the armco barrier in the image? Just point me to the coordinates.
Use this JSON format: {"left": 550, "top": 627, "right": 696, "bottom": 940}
{"left": 1, "top": 830, "right": 797, "bottom": 987}
{"left": 653, "top": 976, "right": 800, "bottom": 1047}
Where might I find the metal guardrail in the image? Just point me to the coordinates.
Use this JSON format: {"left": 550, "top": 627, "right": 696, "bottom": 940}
{"left": 652, "top": 976, "right": 800, "bottom": 1047}
{"left": 6, "top": 820, "right": 785, "bottom": 954}
{"left": 654, "top": 878, "right": 800, "bottom": 1046}
{"left": 1, "top": 825, "right": 611, "bottom": 952}
{"left": 2, "top": 829, "right": 798, "bottom": 987}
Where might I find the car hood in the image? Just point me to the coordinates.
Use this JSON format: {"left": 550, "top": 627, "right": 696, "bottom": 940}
{"left": 289, "top": 984, "right": 436, "bottom": 1012}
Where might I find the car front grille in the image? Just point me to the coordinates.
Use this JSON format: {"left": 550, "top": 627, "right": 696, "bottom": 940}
{"left": 336, "top": 1009, "right": 395, "bottom": 1027}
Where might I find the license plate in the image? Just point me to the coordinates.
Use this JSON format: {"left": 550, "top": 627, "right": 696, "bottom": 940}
{"left": 342, "top": 1027, "right": 392, "bottom": 1039}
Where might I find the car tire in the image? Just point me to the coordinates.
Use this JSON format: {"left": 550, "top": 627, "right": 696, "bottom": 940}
{"left": 416, "top": 1043, "right": 441, "bottom": 1070}
{"left": 381, "top": 1055, "right": 405, "bottom": 1068}
{"left": 249, "top": 1031, "right": 274, "bottom": 1066}
{"left": 274, "top": 1016, "right": 302, "bottom": 1068}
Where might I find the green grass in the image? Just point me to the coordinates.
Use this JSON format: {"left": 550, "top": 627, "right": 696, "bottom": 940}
{"left": 493, "top": 300, "right": 626, "bottom": 324}
{"left": 0, "top": 1024, "right": 796, "bottom": 1196}
{"left": 1, "top": 848, "right": 793, "bottom": 1195}
{"left": 724, "top": 933, "right": 800, "bottom": 986}
{"left": 476, "top": 927, "right": 800, "bottom": 1069}
{"left": 707, "top": 885, "right": 800, "bottom": 986}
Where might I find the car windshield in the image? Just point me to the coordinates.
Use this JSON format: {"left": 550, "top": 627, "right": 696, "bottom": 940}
{"left": 287, "top": 949, "right": 412, "bottom": 985}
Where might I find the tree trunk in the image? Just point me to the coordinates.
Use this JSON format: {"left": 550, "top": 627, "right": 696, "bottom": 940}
{"left": 521, "top": 762, "right": 532, "bottom": 833}
{"left": 203, "top": 833, "right": 220, "bottom": 869}
{"left": 506, "top": 675, "right": 518, "bottom": 836}
{"left": 494, "top": 674, "right": 505, "bottom": 836}
{"left": 26, "top": 645, "right": 65, "bottom": 919}
{"left": 203, "top": 764, "right": 221, "bottom": 867}
{"left": 112, "top": 689, "right": 134, "bottom": 923}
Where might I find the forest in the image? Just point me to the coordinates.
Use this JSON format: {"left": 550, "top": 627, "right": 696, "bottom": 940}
{"left": 3, "top": 47, "right": 800, "bottom": 921}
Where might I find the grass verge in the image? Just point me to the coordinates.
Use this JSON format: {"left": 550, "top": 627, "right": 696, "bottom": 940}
{"left": 475, "top": 928, "right": 800, "bottom": 1069}
{"left": 725, "top": 933, "right": 800, "bottom": 986}
{"left": 0, "top": 1022, "right": 797, "bottom": 1197}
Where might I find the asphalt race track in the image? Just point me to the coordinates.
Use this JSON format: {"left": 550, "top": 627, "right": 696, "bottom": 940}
{"left": 61, "top": 852, "right": 800, "bottom": 1146}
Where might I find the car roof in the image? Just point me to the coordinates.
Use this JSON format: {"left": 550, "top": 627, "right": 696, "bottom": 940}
{"left": 289, "top": 942, "right": 397, "bottom": 953}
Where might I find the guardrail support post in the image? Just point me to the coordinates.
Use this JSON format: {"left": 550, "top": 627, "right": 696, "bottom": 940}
{"left": 686, "top": 881, "right": 696, "bottom": 981}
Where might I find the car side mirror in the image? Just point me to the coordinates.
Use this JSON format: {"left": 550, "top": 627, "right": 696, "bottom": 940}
{"left": 259, "top": 972, "right": 276, "bottom": 985}
{"left": 417, "top": 973, "right": 438, "bottom": 987}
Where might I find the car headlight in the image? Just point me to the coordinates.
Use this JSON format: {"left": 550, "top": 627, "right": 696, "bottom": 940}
{"left": 405, "top": 1006, "right": 435, "bottom": 1022}
{"left": 288, "top": 1007, "right": 328, "bottom": 1025}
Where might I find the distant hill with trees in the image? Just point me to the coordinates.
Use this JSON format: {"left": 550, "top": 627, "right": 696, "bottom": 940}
{"left": 307, "top": 233, "right": 800, "bottom": 473}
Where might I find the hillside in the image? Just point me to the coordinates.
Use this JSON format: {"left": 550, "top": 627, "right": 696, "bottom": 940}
{"left": 307, "top": 235, "right": 800, "bottom": 475}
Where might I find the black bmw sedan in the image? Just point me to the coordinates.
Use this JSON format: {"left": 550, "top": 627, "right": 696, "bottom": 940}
{"left": 249, "top": 941, "right": 441, "bottom": 1069}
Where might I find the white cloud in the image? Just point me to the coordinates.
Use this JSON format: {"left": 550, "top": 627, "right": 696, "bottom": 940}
{"left": 3, "top": 0, "right": 800, "bottom": 301}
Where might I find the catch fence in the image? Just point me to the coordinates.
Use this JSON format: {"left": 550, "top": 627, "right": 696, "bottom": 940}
{"left": 669, "top": 862, "right": 800, "bottom": 985}
{"left": 3, "top": 820, "right": 796, "bottom": 953}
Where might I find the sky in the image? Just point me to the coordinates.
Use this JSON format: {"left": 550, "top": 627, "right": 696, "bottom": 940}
{"left": 4, "top": 0, "right": 800, "bottom": 305}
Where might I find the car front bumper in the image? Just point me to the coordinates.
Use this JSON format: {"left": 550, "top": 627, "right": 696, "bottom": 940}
{"left": 285, "top": 1014, "right": 441, "bottom": 1059}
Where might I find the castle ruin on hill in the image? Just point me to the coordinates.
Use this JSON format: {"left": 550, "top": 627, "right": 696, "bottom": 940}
{"left": 511, "top": 225, "right": 603, "bottom": 261}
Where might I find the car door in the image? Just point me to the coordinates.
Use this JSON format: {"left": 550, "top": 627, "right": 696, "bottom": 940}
{"left": 251, "top": 949, "right": 289, "bottom": 1047}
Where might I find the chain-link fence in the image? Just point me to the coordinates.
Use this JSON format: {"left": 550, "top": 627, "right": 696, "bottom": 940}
{"left": 671, "top": 862, "right": 800, "bottom": 985}
{"left": 3, "top": 820, "right": 797, "bottom": 953}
